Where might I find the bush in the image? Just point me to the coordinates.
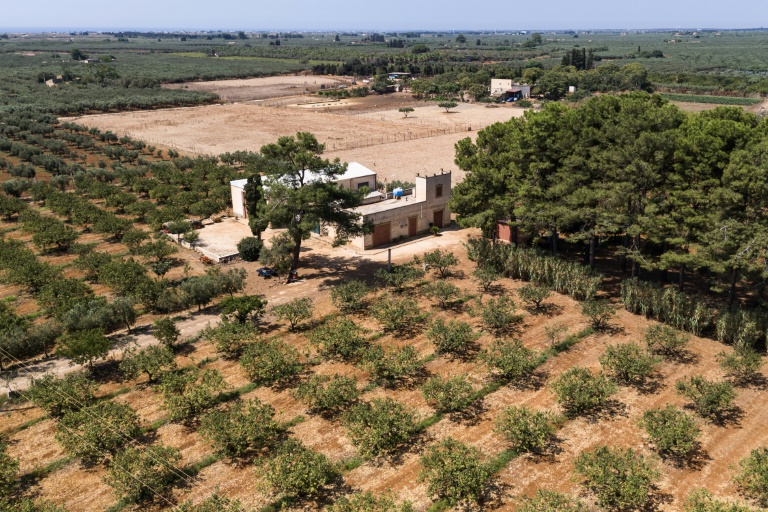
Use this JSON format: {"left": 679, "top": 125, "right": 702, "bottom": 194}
{"left": 475, "top": 296, "right": 522, "bottom": 333}
{"left": 272, "top": 297, "right": 313, "bottom": 331}
{"left": 517, "top": 283, "right": 552, "bottom": 311}
{"left": 599, "top": 342, "right": 660, "bottom": 385}
{"left": 158, "top": 368, "right": 227, "bottom": 421}
{"left": 362, "top": 345, "right": 423, "bottom": 386}
{"left": 735, "top": 447, "right": 768, "bottom": 506}
{"left": 239, "top": 339, "right": 302, "bottom": 386}
{"left": 292, "top": 374, "right": 359, "bottom": 415}
{"left": 106, "top": 444, "right": 182, "bottom": 504}
{"left": 374, "top": 264, "right": 425, "bottom": 293}
{"left": 684, "top": 489, "right": 754, "bottom": 512}
{"left": 307, "top": 318, "right": 366, "bottom": 361}
{"left": 426, "top": 318, "right": 478, "bottom": 357}
{"left": 120, "top": 344, "right": 176, "bottom": 383}
{"left": 0, "top": 440, "right": 18, "bottom": 498}
{"left": 330, "top": 279, "right": 370, "bottom": 313}
{"left": 676, "top": 376, "right": 736, "bottom": 421}
{"left": 574, "top": 446, "right": 659, "bottom": 511}
{"left": 56, "top": 328, "right": 111, "bottom": 368}
{"left": 519, "top": 490, "right": 589, "bottom": 512}
{"left": 423, "top": 281, "right": 462, "bottom": 309}
{"left": 418, "top": 249, "right": 459, "bottom": 278}
{"left": 179, "top": 494, "right": 246, "bottom": 512}
{"left": 57, "top": 401, "right": 141, "bottom": 463}
{"left": 550, "top": 367, "right": 617, "bottom": 416}
{"left": 473, "top": 264, "right": 501, "bottom": 292}
{"left": 644, "top": 324, "right": 689, "bottom": 357}
{"left": 717, "top": 347, "right": 763, "bottom": 385}
{"left": 422, "top": 375, "right": 474, "bottom": 412}
{"left": 342, "top": 398, "right": 418, "bottom": 458}
{"left": 480, "top": 338, "right": 541, "bottom": 382}
{"left": 419, "top": 438, "right": 491, "bottom": 505}
{"left": 639, "top": 406, "right": 700, "bottom": 458}
{"left": 236, "top": 236, "right": 262, "bottom": 262}
{"left": 327, "top": 491, "right": 414, "bottom": 512}
{"left": 202, "top": 320, "right": 258, "bottom": 359}
{"left": 494, "top": 406, "right": 561, "bottom": 453}
{"left": 220, "top": 295, "right": 267, "bottom": 324}
{"left": 370, "top": 295, "right": 424, "bottom": 333}
{"left": 153, "top": 317, "right": 180, "bottom": 350}
{"left": 28, "top": 372, "right": 96, "bottom": 418}
{"left": 581, "top": 299, "right": 616, "bottom": 329}
{"left": 262, "top": 439, "right": 339, "bottom": 497}
{"left": 199, "top": 398, "right": 283, "bottom": 458}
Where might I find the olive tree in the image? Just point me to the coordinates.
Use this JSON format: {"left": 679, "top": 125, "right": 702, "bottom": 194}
{"left": 106, "top": 444, "right": 182, "bottom": 504}
{"left": 494, "top": 406, "right": 561, "bottom": 453}
{"left": 342, "top": 398, "right": 418, "bottom": 459}
{"left": 199, "top": 398, "right": 284, "bottom": 458}
{"left": 56, "top": 401, "right": 141, "bottom": 463}
{"left": 419, "top": 438, "right": 491, "bottom": 505}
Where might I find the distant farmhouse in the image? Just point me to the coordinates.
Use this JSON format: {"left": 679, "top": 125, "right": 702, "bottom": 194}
{"left": 490, "top": 79, "right": 531, "bottom": 101}
{"left": 230, "top": 162, "right": 451, "bottom": 250}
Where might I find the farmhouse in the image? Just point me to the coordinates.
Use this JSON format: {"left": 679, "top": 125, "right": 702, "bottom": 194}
{"left": 229, "top": 162, "right": 452, "bottom": 250}
{"left": 490, "top": 79, "right": 531, "bottom": 100}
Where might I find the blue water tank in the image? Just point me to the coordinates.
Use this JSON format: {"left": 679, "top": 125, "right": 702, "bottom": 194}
{"left": 393, "top": 187, "right": 404, "bottom": 198}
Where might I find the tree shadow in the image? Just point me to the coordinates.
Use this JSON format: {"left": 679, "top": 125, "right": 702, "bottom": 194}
{"left": 578, "top": 398, "right": 628, "bottom": 424}
{"left": 91, "top": 358, "right": 124, "bottom": 385}
{"left": 662, "top": 444, "right": 711, "bottom": 471}
{"left": 450, "top": 398, "right": 489, "bottom": 426}
{"left": 507, "top": 370, "right": 548, "bottom": 392}
{"left": 664, "top": 349, "right": 700, "bottom": 366}
{"left": 730, "top": 372, "right": 768, "bottom": 390}
{"left": 633, "top": 374, "right": 666, "bottom": 395}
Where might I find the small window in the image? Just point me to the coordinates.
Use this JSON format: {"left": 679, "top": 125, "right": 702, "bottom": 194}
{"left": 357, "top": 182, "right": 370, "bottom": 190}
{"left": 435, "top": 184, "right": 443, "bottom": 198}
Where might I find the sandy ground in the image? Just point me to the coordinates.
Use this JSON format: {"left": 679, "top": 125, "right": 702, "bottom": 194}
{"left": 162, "top": 75, "right": 351, "bottom": 102}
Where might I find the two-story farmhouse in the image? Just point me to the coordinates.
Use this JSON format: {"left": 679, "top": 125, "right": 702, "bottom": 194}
{"left": 229, "top": 162, "right": 451, "bottom": 250}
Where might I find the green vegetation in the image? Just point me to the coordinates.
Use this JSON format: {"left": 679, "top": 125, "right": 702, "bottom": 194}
{"left": 106, "top": 444, "right": 182, "bottom": 504}
{"left": 292, "top": 374, "right": 359, "bottom": 415}
{"left": 735, "top": 448, "right": 768, "bottom": 506}
{"left": 599, "top": 342, "right": 660, "bottom": 385}
{"left": 56, "top": 401, "right": 141, "bottom": 463}
{"left": 328, "top": 491, "right": 414, "bottom": 512}
{"left": 676, "top": 376, "right": 736, "bottom": 421}
{"left": 426, "top": 318, "right": 479, "bottom": 357}
{"left": 519, "top": 490, "right": 589, "bottom": 512}
{"left": 330, "top": 279, "right": 370, "bottom": 313}
{"left": 551, "top": 367, "right": 617, "bottom": 416}
{"left": 199, "top": 399, "right": 283, "bottom": 458}
{"left": 575, "top": 446, "right": 659, "bottom": 510}
{"left": 494, "top": 406, "right": 561, "bottom": 453}
{"left": 307, "top": 317, "right": 367, "bottom": 361}
{"left": 262, "top": 439, "right": 339, "bottom": 497}
{"left": 421, "top": 374, "right": 474, "bottom": 412}
{"left": 272, "top": 297, "right": 314, "bottom": 331}
{"left": 158, "top": 367, "right": 227, "bottom": 421}
{"left": 639, "top": 406, "right": 701, "bottom": 459}
{"left": 342, "top": 398, "right": 418, "bottom": 458}
{"left": 659, "top": 93, "right": 762, "bottom": 105}
{"left": 419, "top": 438, "right": 491, "bottom": 505}
{"left": 239, "top": 339, "right": 302, "bottom": 386}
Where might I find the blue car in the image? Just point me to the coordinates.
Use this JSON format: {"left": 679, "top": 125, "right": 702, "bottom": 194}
{"left": 257, "top": 267, "right": 275, "bottom": 278}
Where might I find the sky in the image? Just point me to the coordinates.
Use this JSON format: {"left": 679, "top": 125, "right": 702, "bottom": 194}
{"left": 1, "top": 0, "right": 764, "bottom": 32}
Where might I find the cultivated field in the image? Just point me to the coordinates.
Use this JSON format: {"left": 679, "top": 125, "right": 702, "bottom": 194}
{"left": 162, "top": 76, "right": 351, "bottom": 102}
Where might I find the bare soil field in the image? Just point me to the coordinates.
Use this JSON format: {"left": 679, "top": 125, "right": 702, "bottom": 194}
{"left": 162, "top": 75, "right": 351, "bottom": 102}
{"left": 3, "top": 228, "right": 768, "bottom": 511}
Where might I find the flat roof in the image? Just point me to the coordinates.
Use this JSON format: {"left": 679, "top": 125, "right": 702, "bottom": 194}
{"left": 229, "top": 162, "right": 375, "bottom": 189}
{"left": 230, "top": 178, "right": 248, "bottom": 189}
{"left": 355, "top": 196, "right": 424, "bottom": 216}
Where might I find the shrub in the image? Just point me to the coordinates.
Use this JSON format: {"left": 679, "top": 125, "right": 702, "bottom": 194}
{"left": 272, "top": 297, "right": 313, "bottom": 331}
{"left": 419, "top": 438, "right": 491, "bottom": 505}
{"left": 158, "top": 368, "right": 227, "bottom": 421}
{"left": 106, "top": 444, "right": 182, "bottom": 504}
{"left": 342, "top": 398, "right": 418, "bottom": 458}
{"left": 676, "top": 376, "right": 736, "bottom": 421}
{"left": 328, "top": 491, "right": 414, "bottom": 512}
{"left": 236, "top": 236, "right": 262, "bottom": 261}
{"left": 475, "top": 296, "right": 522, "bottom": 333}
{"left": 644, "top": 324, "right": 689, "bottom": 357}
{"left": 370, "top": 296, "right": 424, "bottom": 333}
{"left": 28, "top": 372, "right": 96, "bottom": 418}
{"left": 292, "top": 374, "right": 359, "bottom": 415}
{"left": 307, "top": 318, "right": 366, "bottom": 361}
{"left": 473, "top": 264, "right": 501, "bottom": 292}
{"left": 581, "top": 299, "right": 616, "bottom": 329}
{"left": 153, "top": 317, "right": 180, "bottom": 350}
{"left": 494, "top": 406, "right": 561, "bottom": 453}
{"left": 202, "top": 321, "right": 258, "bottom": 359}
{"left": 199, "top": 398, "right": 283, "bottom": 458}
{"left": 517, "top": 283, "right": 552, "bottom": 311}
{"left": 574, "top": 446, "right": 659, "bottom": 511}
{"left": 480, "top": 338, "right": 541, "bottom": 382}
{"left": 56, "top": 328, "right": 111, "bottom": 368}
{"left": 550, "top": 367, "right": 617, "bottom": 416}
{"left": 330, "top": 279, "right": 370, "bottom": 313}
{"left": 599, "top": 342, "right": 660, "bottom": 385}
{"left": 374, "top": 264, "right": 425, "bottom": 293}
{"left": 685, "top": 489, "right": 755, "bottom": 512}
{"left": 519, "top": 490, "right": 589, "bottom": 512}
{"left": 239, "top": 339, "right": 302, "bottom": 386}
{"left": 262, "top": 439, "right": 339, "bottom": 497}
{"left": 717, "top": 347, "right": 763, "bottom": 385}
{"left": 56, "top": 401, "right": 141, "bottom": 463}
{"left": 418, "top": 249, "right": 459, "bottom": 278}
{"left": 639, "top": 406, "right": 700, "bottom": 458}
{"left": 362, "top": 345, "right": 423, "bottom": 386}
{"left": 735, "top": 447, "right": 768, "bottom": 506}
{"left": 427, "top": 319, "right": 478, "bottom": 357}
{"left": 422, "top": 375, "right": 474, "bottom": 412}
{"left": 179, "top": 494, "right": 245, "bottom": 512}
{"left": 423, "top": 281, "right": 462, "bottom": 309}
{"left": 544, "top": 322, "right": 569, "bottom": 348}
{"left": 120, "top": 345, "right": 176, "bottom": 383}
{"left": 220, "top": 295, "right": 266, "bottom": 324}
{"left": 0, "top": 440, "right": 18, "bottom": 498}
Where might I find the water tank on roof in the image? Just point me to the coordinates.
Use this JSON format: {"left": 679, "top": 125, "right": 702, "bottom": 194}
{"left": 393, "top": 187, "right": 404, "bottom": 198}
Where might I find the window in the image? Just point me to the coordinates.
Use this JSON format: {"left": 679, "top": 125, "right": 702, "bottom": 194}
{"left": 357, "top": 182, "right": 370, "bottom": 190}
{"left": 435, "top": 184, "right": 443, "bottom": 198}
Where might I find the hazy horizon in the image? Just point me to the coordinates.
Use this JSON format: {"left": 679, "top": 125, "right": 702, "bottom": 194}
{"left": 1, "top": 0, "right": 764, "bottom": 33}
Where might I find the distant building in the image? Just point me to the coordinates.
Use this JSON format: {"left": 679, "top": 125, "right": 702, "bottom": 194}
{"left": 490, "top": 79, "right": 531, "bottom": 100}
{"left": 229, "top": 162, "right": 452, "bottom": 250}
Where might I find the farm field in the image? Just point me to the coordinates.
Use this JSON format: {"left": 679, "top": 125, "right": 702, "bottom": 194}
{"left": 162, "top": 75, "right": 351, "bottom": 102}
{"left": 2, "top": 234, "right": 767, "bottom": 511}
